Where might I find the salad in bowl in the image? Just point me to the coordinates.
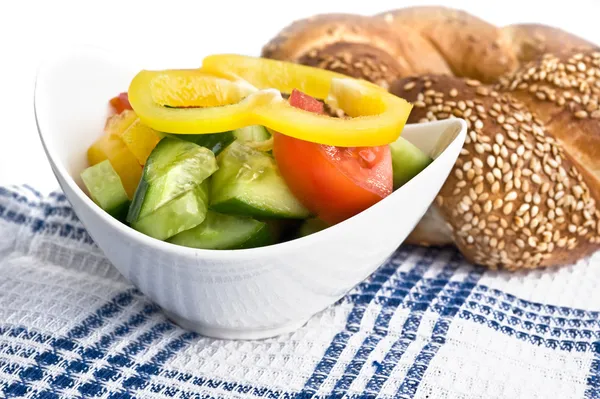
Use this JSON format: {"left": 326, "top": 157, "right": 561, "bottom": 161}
{"left": 80, "top": 54, "right": 432, "bottom": 249}
{"left": 34, "top": 47, "right": 465, "bottom": 338}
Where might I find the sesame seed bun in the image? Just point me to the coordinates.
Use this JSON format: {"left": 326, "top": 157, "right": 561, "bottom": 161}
{"left": 261, "top": 7, "right": 600, "bottom": 270}
{"left": 391, "top": 72, "right": 600, "bottom": 270}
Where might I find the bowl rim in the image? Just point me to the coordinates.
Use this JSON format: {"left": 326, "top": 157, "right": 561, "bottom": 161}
{"left": 33, "top": 45, "right": 467, "bottom": 261}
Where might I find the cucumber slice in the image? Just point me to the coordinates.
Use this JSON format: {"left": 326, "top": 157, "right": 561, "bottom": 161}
{"left": 210, "top": 141, "right": 310, "bottom": 219}
{"left": 127, "top": 137, "right": 218, "bottom": 223}
{"left": 389, "top": 136, "right": 433, "bottom": 189}
{"left": 132, "top": 181, "right": 209, "bottom": 240}
{"left": 232, "top": 125, "right": 270, "bottom": 143}
{"left": 168, "top": 210, "right": 272, "bottom": 250}
{"left": 298, "top": 218, "right": 329, "bottom": 238}
{"left": 80, "top": 160, "right": 130, "bottom": 220}
{"left": 165, "top": 132, "right": 235, "bottom": 156}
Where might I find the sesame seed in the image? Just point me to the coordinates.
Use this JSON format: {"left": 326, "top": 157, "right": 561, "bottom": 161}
{"left": 510, "top": 153, "right": 518, "bottom": 165}
{"left": 517, "top": 145, "right": 525, "bottom": 156}
{"left": 515, "top": 178, "right": 522, "bottom": 189}
{"left": 515, "top": 216, "right": 525, "bottom": 228}
{"left": 475, "top": 183, "right": 484, "bottom": 195}
{"left": 528, "top": 237, "right": 537, "bottom": 248}
{"left": 575, "top": 110, "right": 588, "bottom": 119}
{"left": 403, "top": 81, "right": 416, "bottom": 91}
{"left": 503, "top": 202, "right": 514, "bottom": 215}
{"left": 517, "top": 203, "right": 531, "bottom": 215}
{"left": 492, "top": 181, "right": 500, "bottom": 194}
{"left": 505, "top": 191, "right": 517, "bottom": 201}
{"left": 487, "top": 155, "right": 496, "bottom": 168}
{"left": 484, "top": 200, "right": 493, "bottom": 213}
{"left": 495, "top": 134, "right": 504, "bottom": 146}
{"left": 449, "top": 88, "right": 458, "bottom": 97}
{"left": 466, "top": 79, "right": 481, "bottom": 87}
{"left": 493, "top": 198, "right": 503, "bottom": 209}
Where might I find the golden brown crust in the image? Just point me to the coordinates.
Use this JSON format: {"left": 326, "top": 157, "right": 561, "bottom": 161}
{"left": 261, "top": 13, "right": 451, "bottom": 88}
{"left": 260, "top": 8, "right": 600, "bottom": 269}
{"left": 391, "top": 75, "right": 600, "bottom": 270}
{"left": 496, "top": 51, "right": 600, "bottom": 191}
{"left": 377, "top": 6, "right": 518, "bottom": 83}
{"left": 503, "top": 24, "right": 596, "bottom": 64}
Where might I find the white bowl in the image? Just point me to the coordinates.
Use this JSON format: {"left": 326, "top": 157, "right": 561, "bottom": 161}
{"left": 33, "top": 46, "right": 466, "bottom": 340}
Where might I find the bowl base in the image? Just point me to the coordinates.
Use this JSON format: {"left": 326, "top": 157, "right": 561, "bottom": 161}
{"left": 164, "top": 311, "right": 311, "bottom": 340}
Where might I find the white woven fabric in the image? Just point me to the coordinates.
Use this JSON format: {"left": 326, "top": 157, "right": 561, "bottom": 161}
{"left": 1, "top": 184, "right": 600, "bottom": 399}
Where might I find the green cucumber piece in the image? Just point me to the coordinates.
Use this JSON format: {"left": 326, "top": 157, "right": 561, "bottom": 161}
{"left": 132, "top": 181, "right": 209, "bottom": 240}
{"left": 210, "top": 141, "right": 310, "bottom": 219}
{"left": 389, "top": 136, "right": 433, "bottom": 189}
{"left": 80, "top": 160, "right": 130, "bottom": 220}
{"left": 168, "top": 210, "right": 272, "bottom": 249}
{"left": 232, "top": 125, "right": 270, "bottom": 143}
{"left": 127, "top": 137, "right": 217, "bottom": 223}
{"left": 164, "top": 132, "right": 235, "bottom": 156}
{"left": 298, "top": 218, "right": 329, "bottom": 238}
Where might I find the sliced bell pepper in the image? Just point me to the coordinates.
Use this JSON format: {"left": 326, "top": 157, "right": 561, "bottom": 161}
{"left": 88, "top": 110, "right": 142, "bottom": 199}
{"left": 128, "top": 54, "right": 413, "bottom": 147}
{"left": 118, "top": 118, "right": 162, "bottom": 165}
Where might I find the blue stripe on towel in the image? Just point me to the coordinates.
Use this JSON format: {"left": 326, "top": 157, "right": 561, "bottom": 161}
{"left": 356, "top": 268, "right": 479, "bottom": 399}
{"left": 585, "top": 344, "right": 600, "bottom": 399}
{"left": 328, "top": 253, "right": 463, "bottom": 397}
{"left": 393, "top": 268, "right": 484, "bottom": 398}
{"left": 296, "top": 248, "right": 441, "bottom": 398}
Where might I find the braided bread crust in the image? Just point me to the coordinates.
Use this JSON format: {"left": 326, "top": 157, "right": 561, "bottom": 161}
{"left": 261, "top": 7, "right": 600, "bottom": 269}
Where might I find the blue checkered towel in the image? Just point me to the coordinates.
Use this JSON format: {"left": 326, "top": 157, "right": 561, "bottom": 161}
{"left": 2, "top": 184, "right": 600, "bottom": 398}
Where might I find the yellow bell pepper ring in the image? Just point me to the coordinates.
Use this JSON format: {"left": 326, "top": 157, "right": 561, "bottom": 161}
{"left": 127, "top": 54, "right": 413, "bottom": 147}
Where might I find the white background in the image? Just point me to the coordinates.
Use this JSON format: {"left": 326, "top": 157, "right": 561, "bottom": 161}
{"left": 2, "top": 0, "right": 599, "bottom": 194}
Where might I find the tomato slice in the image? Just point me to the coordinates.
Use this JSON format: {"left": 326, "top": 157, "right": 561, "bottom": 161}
{"left": 273, "top": 89, "right": 393, "bottom": 225}
{"left": 110, "top": 92, "right": 132, "bottom": 114}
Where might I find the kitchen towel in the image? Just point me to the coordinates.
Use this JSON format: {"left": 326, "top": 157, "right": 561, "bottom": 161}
{"left": 1, "top": 184, "right": 600, "bottom": 399}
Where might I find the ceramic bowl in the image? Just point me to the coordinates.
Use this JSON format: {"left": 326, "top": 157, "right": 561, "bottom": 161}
{"left": 34, "top": 46, "right": 466, "bottom": 339}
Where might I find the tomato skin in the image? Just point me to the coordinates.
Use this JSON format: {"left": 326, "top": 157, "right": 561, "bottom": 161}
{"left": 274, "top": 90, "right": 393, "bottom": 225}
{"left": 110, "top": 92, "right": 132, "bottom": 114}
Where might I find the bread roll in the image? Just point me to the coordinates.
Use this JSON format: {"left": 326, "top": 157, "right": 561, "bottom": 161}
{"left": 497, "top": 52, "right": 600, "bottom": 193}
{"left": 261, "top": 7, "right": 600, "bottom": 269}
{"left": 391, "top": 73, "right": 600, "bottom": 269}
{"left": 377, "top": 6, "right": 518, "bottom": 83}
{"left": 261, "top": 13, "right": 451, "bottom": 88}
{"left": 503, "top": 24, "right": 595, "bottom": 64}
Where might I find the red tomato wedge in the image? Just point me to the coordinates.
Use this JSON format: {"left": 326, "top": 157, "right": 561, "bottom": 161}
{"left": 110, "top": 92, "right": 133, "bottom": 114}
{"left": 273, "top": 89, "right": 393, "bottom": 225}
